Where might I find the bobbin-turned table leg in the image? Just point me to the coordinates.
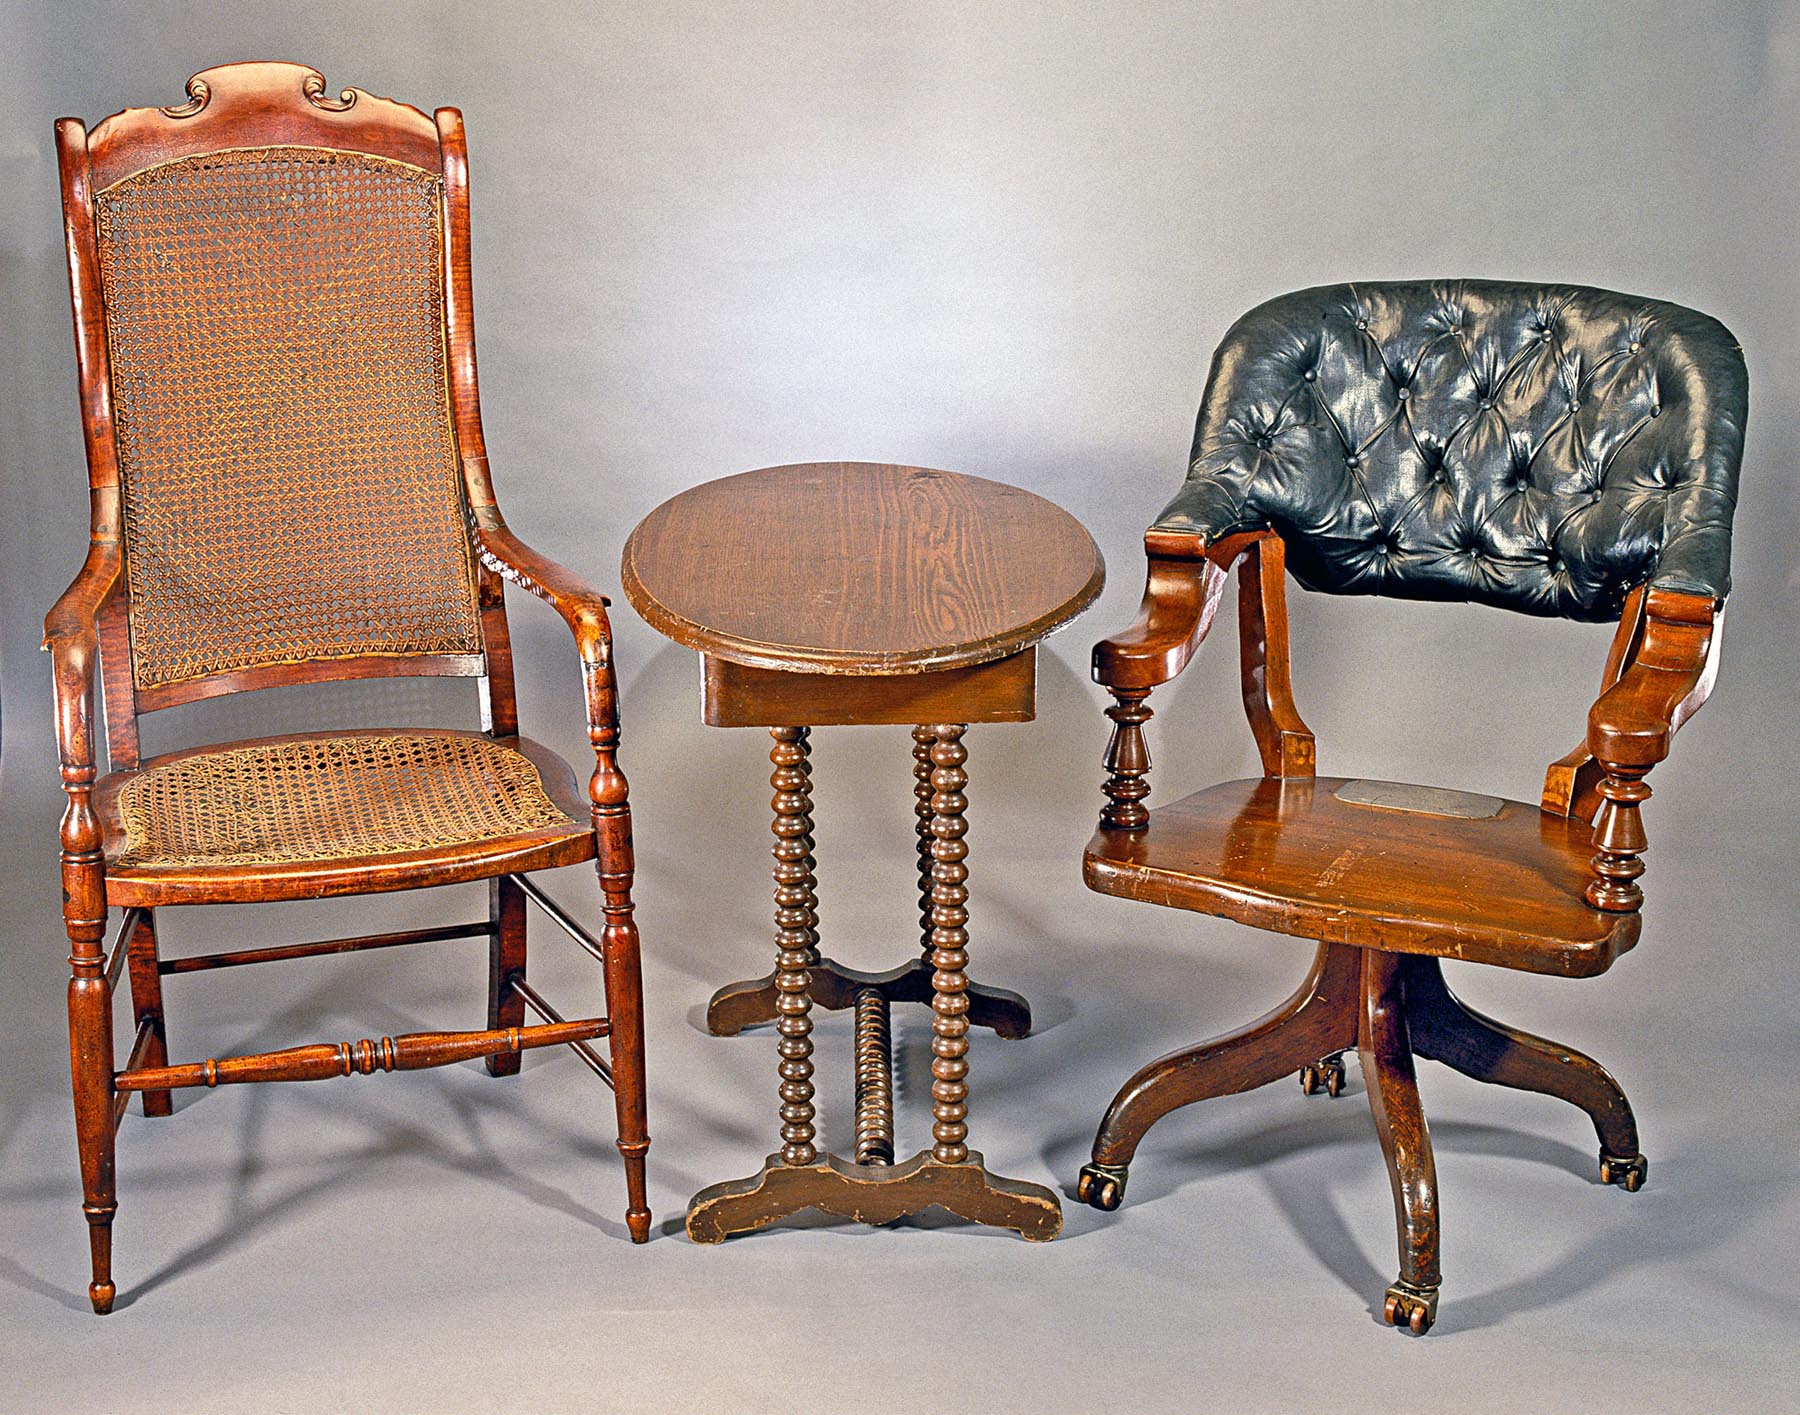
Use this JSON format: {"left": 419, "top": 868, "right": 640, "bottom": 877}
{"left": 687, "top": 723, "right": 1061, "bottom": 1244}
{"left": 703, "top": 726, "right": 1031, "bottom": 1039}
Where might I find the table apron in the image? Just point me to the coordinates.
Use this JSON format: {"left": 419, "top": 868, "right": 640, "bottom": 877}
{"left": 700, "top": 648, "right": 1036, "bottom": 727}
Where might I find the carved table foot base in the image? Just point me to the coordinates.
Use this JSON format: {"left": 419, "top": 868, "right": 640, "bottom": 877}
{"left": 705, "top": 956, "right": 1032, "bottom": 1040}
{"left": 686, "top": 1149, "right": 1063, "bottom": 1244}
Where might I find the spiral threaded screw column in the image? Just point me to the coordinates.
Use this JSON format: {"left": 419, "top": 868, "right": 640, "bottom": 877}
{"left": 852, "top": 988, "right": 895, "bottom": 1165}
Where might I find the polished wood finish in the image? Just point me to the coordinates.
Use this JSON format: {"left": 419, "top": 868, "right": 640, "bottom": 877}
{"left": 686, "top": 1150, "right": 1062, "bottom": 1244}
{"left": 925, "top": 725, "right": 974, "bottom": 1164}
{"left": 770, "top": 727, "right": 821, "bottom": 1166}
{"left": 623, "top": 462, "right": 1095, "bottom": 1242}
{"left": 622, "top": 462, "right": 1103, "bottom": 675}
{"left": 1359, "top": 950, "right": 1440, "bottom": 1334}
{"left": 114, "top": 1019, "right": 606, "bottom": 1092}
{"left": 702, "top": 648, "right": 1036, "bottom": 727}
{"left": 702, "top": 955, "right": 1032, "bottom": 1042}
{"left": 1078, "top": 523, "right": 1722, "bottom": 1332}
{"left": 1085, "top": 777, "right": 1640, "bottom": 978}
{"left": 48, "top": 63, "right": 651, "bottom": 1311}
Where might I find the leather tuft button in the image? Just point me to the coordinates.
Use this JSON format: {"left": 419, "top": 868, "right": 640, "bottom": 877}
{"left": 1345, "top": 453, "right": 1361, "bottom": 469}
{"left": 1303, "top": 368, "right": 1318, "bottom": 383}
{"left": 1479, "top": 397, "right": 1494, "bottom": 410}
{"left": 1629, "top": 341, "right": 1641, "bottom": 353}
{"left": 1355, "top": 318, "right": 1369, "bottom": 331}
{"left": 1256, "top": 434, "right": 1273, "bottom": 450}
{"left": 1395, "top": 386, "right": 1410, "bottom": 400}
{"left": 1650, "top": 404, "right": 1662, "bottom": 417}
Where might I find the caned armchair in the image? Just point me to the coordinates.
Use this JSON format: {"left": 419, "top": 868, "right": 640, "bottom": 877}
{"left": 1075, "top": 281, "right": 1745, "bottom": 1333}
{"left": 47, "top": 62, "right": 649, "bottom": 1314}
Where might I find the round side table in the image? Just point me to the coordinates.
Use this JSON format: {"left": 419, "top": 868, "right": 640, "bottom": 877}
{"left": 622, "top": 461, "right": 1103, "bottom": 1241}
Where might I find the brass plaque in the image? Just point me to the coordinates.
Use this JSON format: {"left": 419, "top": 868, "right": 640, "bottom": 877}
{"left": 1333, "top": 779, "right": 1504, "bottom": 820}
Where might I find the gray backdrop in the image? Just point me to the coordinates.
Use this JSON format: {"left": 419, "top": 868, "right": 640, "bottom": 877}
{"left": 2, "top": 3, "right": 1796, "bottom": 1411}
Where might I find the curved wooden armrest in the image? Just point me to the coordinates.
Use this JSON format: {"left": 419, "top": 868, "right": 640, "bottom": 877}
{"left": 1586, "top": 590, "right": 1719, "bottom": 771}
{"left": 1579, "top": 588, "right": 1719, "bottom": 914}
{"left": 470, "top": 510, "right": 613, "bottom": 662}
{"left": 469, "top": 508, "right": 624, "bottom": 752}
{"left": 42, "top": 535, "right": 122, "bottom": 775}
{"left": 1092, "top": 533, "right": 1258, "bottom": 690}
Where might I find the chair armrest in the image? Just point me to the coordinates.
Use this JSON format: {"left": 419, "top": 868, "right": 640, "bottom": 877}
{"left": 1093, "top": 538, "right": 1249, "bottom": 691}
{"left": 1586, "top": 590, "right": 1719, "bottom": 771}
{"left": 1580, "top": 588, "right": 1719, "bottom": 913}
{"left": 469, "top": 508, "right": 624, "bottom": 752}
{"left": 42, "top": 535, "right": 122, "bottom": 777}
{"left": 470, "top": 510, "right": 612, "bottom": 659}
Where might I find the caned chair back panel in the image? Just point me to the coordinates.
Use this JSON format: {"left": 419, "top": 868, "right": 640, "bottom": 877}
{"left": 69, "top": 63, "right": 486, "bottom": 703}
{"left": 1155, "top": 281, "right": 1747, "bottom": 623}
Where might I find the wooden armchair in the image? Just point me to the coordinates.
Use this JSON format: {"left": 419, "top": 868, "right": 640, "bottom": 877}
{"left": 1075, "top": 281, "right": 1745, "bottom": 1333}
{"left": 47, "top": 62, "right": 649, "bottom": 1314}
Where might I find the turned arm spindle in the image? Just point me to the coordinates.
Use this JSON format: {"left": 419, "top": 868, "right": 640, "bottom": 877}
{"left": 1093, "top": 530, "right": 1310, "bottom": 830}
{"left": 1581, "top": 589, "right": 1720, "bottom": 912}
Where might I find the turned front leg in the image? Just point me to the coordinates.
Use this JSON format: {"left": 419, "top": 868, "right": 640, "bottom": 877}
{"left": 927, "top": 724, "right": 972, "bottom": 1164}
{"left": 771, "top": 726, "right": 819, "bottom": 1166}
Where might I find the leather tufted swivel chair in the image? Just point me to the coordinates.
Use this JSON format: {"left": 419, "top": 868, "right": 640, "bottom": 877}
{"left": 1075, "top": 280, "right": 1745, "bottom": 1334}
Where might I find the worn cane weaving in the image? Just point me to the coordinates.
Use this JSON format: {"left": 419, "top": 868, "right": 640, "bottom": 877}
{"left": 93, "top": 146, "right": 482, "bottom": 690}
{"left": 113, "top": 733, "right": 581, "bottom": 870}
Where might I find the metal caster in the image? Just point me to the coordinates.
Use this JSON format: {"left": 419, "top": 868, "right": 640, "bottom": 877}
{"left": 1076, "top": 1162, "right": 1128, "bottom": 1212}
{"left": 1599, "top": 1151, "right": 1647, "bottom": 1192}
{"left": 1299, "top": 1054, "right": 1346, "bottom": 1097}
{"left": 1382, "top": 1281, "right": 1438, "bottom": 1335}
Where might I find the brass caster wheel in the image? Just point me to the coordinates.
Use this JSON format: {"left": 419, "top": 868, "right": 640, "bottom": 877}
{"left": 1076, "top": 1162, "right": 1128, "bottom": 1212}
{"left": 1300, "top": 1054, "right": 1346, "bottom": 1097}
{"left": 1381, "top": 1281, "right": 1438, "bottom": 1335}
{"left": 1599, "top": 1152, "right": 1647, "bottom": 1192}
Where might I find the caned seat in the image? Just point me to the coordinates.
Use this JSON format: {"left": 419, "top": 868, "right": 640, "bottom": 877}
{"left": 96, "top": 730, "right": 596, "bottom": 905}
{"left": 1084, "top": 776, "right": 1638, "bottom": 978}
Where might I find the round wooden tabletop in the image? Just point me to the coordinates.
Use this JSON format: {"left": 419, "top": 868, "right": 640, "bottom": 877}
{"left": 621, "top": 462, "right": 1105, "bottom": 675}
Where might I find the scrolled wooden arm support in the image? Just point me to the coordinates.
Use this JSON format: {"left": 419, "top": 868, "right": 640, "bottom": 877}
{"left": 44, "top": 499, "right": 125, "bottom": 959}
{"left": 464, "top": 489, "right": 636, "bottom": 963}
{"left": 1582, "top": 589, "right": 1719, "bottom": 912}
{"left": 1093, "top": 529, "right": 1313, "bottom": 830}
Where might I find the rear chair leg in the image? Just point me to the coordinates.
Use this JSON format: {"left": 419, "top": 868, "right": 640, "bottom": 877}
{"left": 1360, "top": 950, "right": 1441, "bottom": 1335}
{"left": 486, "top": 876, "right": 527, "bottom": 1078}
{"left": 125, "top": 910, "right": 172, "bottom": 1117}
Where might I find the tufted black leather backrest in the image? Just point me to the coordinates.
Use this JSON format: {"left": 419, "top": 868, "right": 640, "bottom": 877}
{"left": 1154, "top": 281, "right": 1746, "bottom": 622}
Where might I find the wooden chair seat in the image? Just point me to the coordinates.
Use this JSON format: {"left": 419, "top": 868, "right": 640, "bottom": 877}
{"left": 1084, "top": 776, "right": 1639, "bottom": 978}
{"left": 95, "top": 729, "right": 596, "bottom": 906}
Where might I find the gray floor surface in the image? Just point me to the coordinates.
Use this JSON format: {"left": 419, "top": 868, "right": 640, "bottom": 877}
{"left": 3, "top": 633, "right": 1797, "bottom": 1414}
